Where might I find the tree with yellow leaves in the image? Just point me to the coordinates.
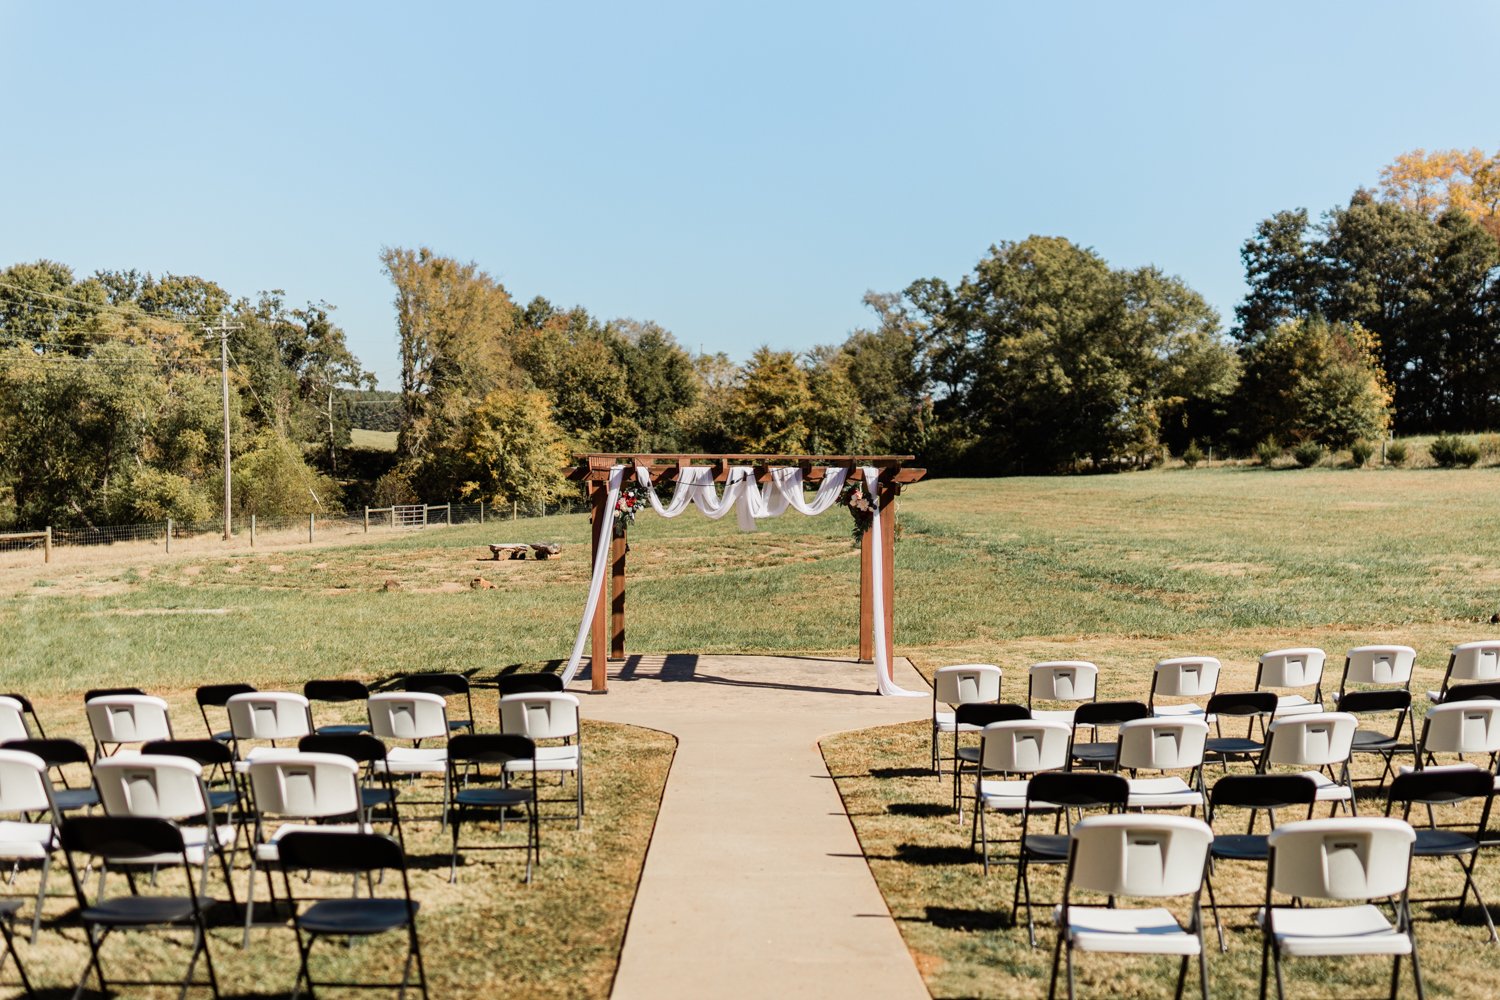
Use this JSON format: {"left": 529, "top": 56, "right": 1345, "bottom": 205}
{"left": 1379, "top": 147, "right": 1500, "bottom": 241}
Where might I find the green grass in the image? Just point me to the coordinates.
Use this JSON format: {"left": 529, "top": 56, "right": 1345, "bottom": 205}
{"left": 349, "top": 427, "right": 398, "bottom": 451}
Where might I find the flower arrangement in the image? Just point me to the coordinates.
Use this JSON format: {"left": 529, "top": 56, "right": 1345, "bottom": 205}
{"left": 835, "top": 481, "right": 875, "bottom": 543}
{"left": 613, "top": 480, "right": 650, "bottom": 537}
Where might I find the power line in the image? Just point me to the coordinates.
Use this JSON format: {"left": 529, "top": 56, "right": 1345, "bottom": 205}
{"left": 0, "top": 278, "right": 203, "bottom": 337}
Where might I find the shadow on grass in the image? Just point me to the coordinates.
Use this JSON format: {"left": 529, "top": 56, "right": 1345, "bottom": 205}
{"left": 869, "top": 767, "right": 933, "bottom": 779}
{"left": 903, "top": 905, "right": 1009, "bottom": 932}
{"left": 886, "top": 843, "right": 978, "bottom": 866}
{"left": 887, "top": 802, "right": 951, "bottom": 818}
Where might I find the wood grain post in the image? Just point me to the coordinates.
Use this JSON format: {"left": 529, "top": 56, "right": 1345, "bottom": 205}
{"left": 610, "top": 533, "right": 627, "bottom": 659}
{"left": 589, "top": 482, "right": 610, "bottom": 692}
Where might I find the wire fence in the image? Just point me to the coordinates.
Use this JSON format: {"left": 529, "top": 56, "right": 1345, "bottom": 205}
{"left": 0, "top": 496, "right": 593, "bottom": 566}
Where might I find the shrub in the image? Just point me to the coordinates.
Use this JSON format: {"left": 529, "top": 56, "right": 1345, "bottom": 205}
{"left": 1430, "top": 434, "right": 1481, "bottom": 468}
{"left": 1385, "top": 439, "right": 1408, "bottom": 466}
{"left": 1478, "top": 433, "right": 1500, "bottom": 465}
{"left": 1255, "top": 437, "right": 1282, "bottom": 466}
{"left": 1181, "top": 441, "right": 1204, "bottom": 468}
{"left": 1349, "top": 440, "right": 1374, "bottom": 467}
{"left": 1292, "top": 441, "right": 1325, "bottom": 468}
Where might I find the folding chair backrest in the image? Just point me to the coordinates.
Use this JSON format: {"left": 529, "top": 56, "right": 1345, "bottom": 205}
{"left": 499, "top": 693, "right": 579, "bottom": 741}
{"left": 0, "top": 696, "right": 30, "bottom": 741}
{"left": 1116, "top": 717, "right": 1209, "bottom": 771}
{"left": 1027, "top": 771, "right": 1129, "bottom": 809}
{"left": 1256, "top": 648, "right": 1325, "bottom": 690}
{"left": 0, "top": 748, "right": 54, "bottom": 813}
{"left": 1267, "top": 817, "right": 1414, "bottom": 900}
{"left": 248, "top": 753, "right": 361, "bottom": 819}
{"left": 84, "top": 687, "right": 146, "bottom": 702}
{"left": 86, "top": 695, "right": 172, "bottom": 747}
{"left": 448, "top": 733, "right": 536, "bottom": 766}
{"left": 1441, "top": 681, "right": 1500, "bottom": 703}
{"left": 197, "top": 683, "right": 255, "bottom": 708}
{"left": 1209, "top": 773, "right": 1318, "bottom": 813}
{"left": 1204, "top": 691, "right": 1278, "bottom": 718}
{"left": 1342, "top": 645, "right": 1415, "bottom": 688}
{"left": 979, "top": 720, "right": 1071, "bottom": 773}
{"left": 934, "top": 664, "right": 1002, "bottom": 707}
{"left": 496, "top": 674, "right": 565, "bottom": 696}
{"left": 141, "top": 739, "right": 234, "bottom": 768}
{"left": 954, "top": 703, "right": 1031, "bottom": 728}
{"left": 368, "top": 692, "right": 449, "bottom": 741}
{"left": 61, "top": 815, "right": 186, "bottom": 864}
{"left": 3, "top": 738, "right": 89, "bottom": 770}
{"left": 94, "top": 756, "right": 209, "bottom": 820}
{"left": 1387, "top": 766, "right": 1492, "bottom": 807}
{"left": 1335, "top": 689, "right": 1410, "bottom": 716}
{"left": 275, "top": 829, "right": 404, "bottom": 874}
{"left": 1448, "top": 641, "right": 1500, "bottom": 686}
{"left": 1073, "top": 701, "right": 1149, "bottom": 729}
{"left": 303, "top": 679, "right": 370, "bottom": 704}
{"left": 1420, "top": 700, "right": 1500, "bottom": 756}
{"left": 227, "top": 692, "right": 312, "bottom": 742}
{"left": 1264, "top": 712, "right": 1358, "bottom": 767}
{"left": 1028, "top": 661, "right": 1098, "bottom": 704}
{"left": 1152, "top": 657, "right": 1221, "bottom": 700}
{"left": 1069, "top": 815, "right": 1213, "bottom": 897}
{"left": 298, "top": 733, "right": 389, "bottom": 765}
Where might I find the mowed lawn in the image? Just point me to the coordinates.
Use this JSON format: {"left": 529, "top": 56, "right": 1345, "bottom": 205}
{"left": 2, "top": 466, "right": 1499, "bottom": 996}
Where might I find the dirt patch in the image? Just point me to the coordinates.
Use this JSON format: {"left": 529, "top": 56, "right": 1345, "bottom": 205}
{"left": 181, "top": 565, "right": 203, "bottom": 576}
{"left": 224, "top": 564, "right": 243, "bottom": 573}
{"left": 1170, "top": 561, "right": 1269, "bottom": 577}
{"left": 267, "top": 564, "right": 285, "bottom": 573}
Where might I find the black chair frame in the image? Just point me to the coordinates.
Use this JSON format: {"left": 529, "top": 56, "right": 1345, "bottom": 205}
{"left": 1202, "top": 773, "right": 1318, "bottom": 951}
{"left": 1013, "top": 772, "right": 1129, "bottom": 948}
{"left": 1339, "top": 688, "right": 1417, "bottom": 786}
{"left": 446, "top": 734, "right": 540, "bottom": 884}
{"left": 403, "top": 673, "right": 478, "bottom": 733}
{"left": 951, "top": 703, "right": 1031, "bottom": 816}
{"left": 1204, "top": 692, "right": 1277, "bottom": 771}
{"left": 495, "top": 673, "right": 566, "bottom": 696}
{"left": 195, "top": 683, "right": 255, "bottom": 743}
{"left": 298, "top": 733, "right": 407, "bottom": 848}
{"left": 304, "top": 679, "right": 373, "bottom": 736}
{"left": 1067, "top": 700, "right": 1148, "bottom": 770}
{"left": 1385, "top": 767, "right": 1497, "bottom": 942}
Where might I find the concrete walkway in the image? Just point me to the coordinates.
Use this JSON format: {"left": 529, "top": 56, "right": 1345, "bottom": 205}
{"left": 576, "top": 654, "right": 932, "bottom": 1000}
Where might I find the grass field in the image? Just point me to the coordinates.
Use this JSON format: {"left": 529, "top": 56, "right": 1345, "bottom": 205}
{"left": 349, "top": 427, "right": 398, "bottom": 452}
{"left": 3, "top": 466, "right": 1499, "bottom": 996}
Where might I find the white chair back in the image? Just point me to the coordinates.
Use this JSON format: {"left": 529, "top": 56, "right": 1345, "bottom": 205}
{"left": 1152, "top": 657, "right": 1220, "bottom": 699}
{"left": 1265, "top": 712, "right": 1358, "bottom": 767}
{"left": 1257, "top": 648, "right": 1325, "bottom": 689}
{"left": 1268, "top": 817, "right": 1415, "bottom": 900}
{"left": 934, "top": 665, "right": 1002, "bottom": 707}
{"left": 1116, "top": 718, "right": 1209, "bottom": 771}
{"left": 1422, "top": 700, "right": 1500, "bottom": 756}
{"left": 1069, "top": 815, "right": 1213, "bottom": 897}
{"left": 368, "top": 692, "right": 448, "bottom": 741}
{"left": 247, "top": 753, "right": 361, "bottom": 818}
{"left": 0, "top": 748, "right": 53, "bottom": 813}
{"left": 1029, "top": 661, "right": 1098, "bottom": 702}
{"left": 0, "top": 697, "right": 30, "bottom": 742}
{"left": 1449, "top": 641, "right": 1500, "bottom": 685}
{"left": 978, "top": 720, "right": 1071, "bottom": 773}
{"left": 1343, "top": 645, "right": 1415, "bottom": 687}
{"left": 500, "top": 693, "right": 580, "bottom": 741}
{"left": 86, "top": 695, "right": 172, "bottom": 746}
{"left": 227, "top": 692, "right": 312, "bottom": 742}
{"left": 94, "top": 756, "right": 208, "bottom": 820}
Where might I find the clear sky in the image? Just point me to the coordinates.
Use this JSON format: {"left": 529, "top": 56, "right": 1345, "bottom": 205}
{"left": 2, "top": 2, "right": 1496, "bottom": 388}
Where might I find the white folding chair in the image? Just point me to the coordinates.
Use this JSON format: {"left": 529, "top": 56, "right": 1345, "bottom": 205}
{"left": 1255, "top": 648, "right": 1325, "bottom": 719}
{"left": 368, "top": 692, "right": 451, "bottom": 826}
{"left": 1259, "top": 712, "right": 1359, "bottom": 816}
{"left": 931, "top": 664, "right": 1003, "bottom": 775}
{"left": 0, "top": 749, "right": 61, "bottom": 942}
{"left": 243, "top": 752, "right": 367, "bottom": 947}
{"left": 1405, "top": 699, "right": 1500, "bottom": 775}
{"left": 969, "top": 719, "right": 1072, "bottom": 874}
{"left": 226, "top": 691, "right": 314, "bottom": 772}
{"left": 93, "top": 755, "right": 236, "bottom": 900}
{"left": 1116, "top": 717, "right": 1209, "bottom": 813}
{"left": 1028, "top": 662, "right": 1098, "bottom": 724}
{"left": 1149, "top": 657, "right": 1220, "bottom": 719}
{"left": 499, "top": 692, "right": 584, "bottom": 829}
{"left": 1259, "top": 818, "right": 1421, "bottom": 1000}
{"left": 1431, "top": 640, "right": 1500, "bottom": 704}
{"left": 1048, "top": 815, "right": 1213, "bottom": 1000}
{"left": 0, "top": 698, "right": 32, "bottom": 743}
{"left": 85, "top": 694, "right": 174, "bottom": 758}
{"left": 1335, "top": 645, "right": 1416, "bottom": 701}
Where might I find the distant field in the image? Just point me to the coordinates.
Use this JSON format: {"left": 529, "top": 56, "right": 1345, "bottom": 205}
{"left": 349, "top": 427, "right": 398, "bottom": 451}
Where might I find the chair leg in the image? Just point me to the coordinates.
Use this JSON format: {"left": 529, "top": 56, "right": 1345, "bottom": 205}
{"left": 1204, "top": 869, "right": 1226, "bottom": 952}
{"left": 1389, "top": 955, "right": 1401, "bottom": 1000}
{"left": 0, "top": 913, "right": 32, "bottom": 996}
{"left": 449, "top": 803, "right": 463, "bottom": 884}
{"left": 1258, "top": 930, "right": 1270, "bottom": 1000}
{"left": 30, "top": 854, "right": 49, "bottom": 943}
{"left": 1272, "top": 942, "right": 1287, "bottom": 1000}
{"left": 1198, "top": 945, "right": 1210, "bottom": 1000}
{"left": 1065, "top": 941, "right": 1076, "bottom": 1000}
{"left": 1175, "top": 955, "right": 1188, "bottom": 1000}
{"left": 1410, "top": 920, "right": 1426, "bottom": 1000}
{"left": 1047, "top": 928, "right": 1064, "bottom": 1000}
{"left": 242, "top": 858, "right": 257, "bottom": 949}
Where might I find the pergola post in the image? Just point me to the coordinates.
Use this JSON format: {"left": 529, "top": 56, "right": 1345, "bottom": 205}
{"left": 858, "top": 525, "right": 875, "bottom": 663}
{"left": 589, "top": 480, "right": 611, "bottom": 692}
{"left": 610, "top": 533, "right": 627, "bottom": 659}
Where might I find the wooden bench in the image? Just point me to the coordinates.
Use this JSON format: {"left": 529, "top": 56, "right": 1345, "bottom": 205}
{"left": 488, "top": 543, "right": 561, "bottom": 560}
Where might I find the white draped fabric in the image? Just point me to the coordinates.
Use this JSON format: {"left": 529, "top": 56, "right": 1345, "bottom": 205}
{"left": 560, "top": 464, "right": 922, "bottom": 696}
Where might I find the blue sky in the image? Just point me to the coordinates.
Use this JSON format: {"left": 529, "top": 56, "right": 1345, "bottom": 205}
{"left": 2, "top": 2, "right": 1496, "bottom": 388}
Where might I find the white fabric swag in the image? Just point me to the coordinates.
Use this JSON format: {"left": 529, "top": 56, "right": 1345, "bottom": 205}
{"left": 561, "top": 464, "right": 922, "bottom": 696}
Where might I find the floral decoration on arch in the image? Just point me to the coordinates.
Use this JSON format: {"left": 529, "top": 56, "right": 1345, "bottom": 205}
{"left": 613, "top": 479, "right": 650, "bottom": 537}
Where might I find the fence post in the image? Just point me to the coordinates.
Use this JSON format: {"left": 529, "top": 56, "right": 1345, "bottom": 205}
{"left": 389, "top": 508, "right": 395, "bottom": 528}
{"left": 479, "top": 501, "right": 484, "bottom": 524}
{"left": 512, "top": 501, "right": 517, "bottom": 521}
{"left": 165, "top": 519, "right": 172, "bottom": 554}
{"left": 308, "top": 512, "right": 315, "bottom": 544}
{"left": 364, "top": 507, "right": 370, "bottom": 533}
{"left": 250, "top": 515, "right": 256, "bottom": 547}
{"left": 446, "top": 505, "right": 452, "bottom": 527}
{"left": 43, "top": 526, "right": 51, "bottom": 564}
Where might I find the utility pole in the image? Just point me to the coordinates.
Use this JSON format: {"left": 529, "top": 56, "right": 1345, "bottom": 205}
{"left": 205, "top": 318, "right": 242, "bottom": 540}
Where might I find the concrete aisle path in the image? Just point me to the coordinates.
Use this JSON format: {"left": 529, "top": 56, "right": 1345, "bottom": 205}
{"left": 576, "top": 654, "right": 932, "bottom": 1000}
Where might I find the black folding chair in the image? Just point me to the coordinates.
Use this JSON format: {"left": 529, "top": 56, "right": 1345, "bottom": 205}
{"left": 1067, "top": 700, "right": 1148, "bottom": 769}
{"left": 142, "top": 738, "right": 247, "bottom": 863}
{"left": 496, "top": 673, "right": 565, "bottom": 696}
{"left": 276, "top": 831, "right": 429, "bottom": 1000}
{"left": 1203, "top": 691, "right": 1278, "bottom": 770}
{"left": 1339, "top": 688, "right": 1417, "bottom": 786}
{"left": 446, "top": 734, "right": 539, "bottom": 883}
{"left": 299, "top": 733, "right": 406, "bottom": 846}
{"left": 1013, "top": 771, "right": 1129, "bottom": 948}
{"left": 1203, "top": 773, "right": 1318, "bottom": 951}
{"left": 3, "top": 737, "right": 100, "bottom": 812}
{"left": 60, "top": 815, "right": 220, "bottom": 999}
{"left": 83, "top": 686, "right": 147, "bottom": 702}
{"left": 403, "top": 673, "right": 477, "bottom": 732}
{"left": 951, "top": 702, "right": 1031, "bottom": 815}
{"left": 304, "top": 679, "right": 372, "bottom": 736}
{"left": 196, "top": 683, "right": 255, "bottom": 743}
{"left": 1386, "top": 766, "right": 1497, "bottom": 942}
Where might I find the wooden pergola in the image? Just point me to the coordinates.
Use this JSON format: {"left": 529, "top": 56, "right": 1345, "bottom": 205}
{"left": 567, "top": 454, "right": 927, "bottom": 692}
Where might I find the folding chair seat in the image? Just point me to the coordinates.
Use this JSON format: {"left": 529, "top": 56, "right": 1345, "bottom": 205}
{"left": 1259, "top": 712, "right": 1359, "bottom": 816}
{"left": 276, "top": 831, "right": 428, "bottom": 999}
{"left": 1333, "top": 645, "right": 1415, "bottom": 703}
{"left": 1047, "top": 815, "right": 1213, "bottom": 1000}
{"left": 60, "top": 815, "right": 220, "bottom": 999}
{"left": 1431, "top": 640, "right": 1500, "bottom": 704}
{"left": 243, "top": 752, "right": 368, "bottom": 947}
{"left": 496, "top": 673, "right": 565, "bottom": 696}
{"left": 1028, "top": 661, "right": 1098, "bottom": 725}
{"left": 1203, "top": 692, "right": 1277, "bottom": 770}
{"left": 447, "top": 734, "right": 540, "bottom": 883}
{"left": 86, "top": 693, "right": 174, "bottom": 758}
{"left": 403, "top": 672, "right": 478, "bottom": 732}
{"left": 298, "top": 733, "right": 405, "bottom": 845}
{"left": 930, "top": 664, "right": 1003, "bottom": 775}
{"left": 304, "top": 679, "right": 372, "bottom": 736}
{"left": 1255, "top": 648, "right": 1326, "bottom": 719}
{"left": 368, "top": 692, "right": 451, "bottom": 825}
{"left": 951, "top": 702, "right": 1031, "bottom": 816}
{"left": 1259, "top": 818, "right": 1421, "bottom": 1000}
{"left": 1014, "top": 771, "right": 1129, "bottom": 947}
{"left": 1068, "top": 700, "right": 1148, "bottom": 769}
{"left": 968, "top": 719, "right": 1071, "bottom": 873}
{"left": 500, "top": 691, "right": 584, "bottom": 828}
{"left": 225, "top": 691, "right": 314, "bottom": 773}
{"left": 1149, "top": 656, "right": 1221, "bottom": 720}
{"left": 1202, "top": 773, "right": 1318, "bottom": 951}
{"left": 0, "top": 748, "right": 62, "bottom": 942}
{"left": 196, "top": 683, "right": 255, "bottom": 743}
{"left": 1115, "top": 717, "right": 1209, "bottom": 812}
{"left": 1338, "top": 689, "right": 1416, "bottom": 786}
{"left": 2, "top": 737, "right": 99, "bottom": 813}
{"left": 1385, "top": 766, "right": 1496, "bottom": 942}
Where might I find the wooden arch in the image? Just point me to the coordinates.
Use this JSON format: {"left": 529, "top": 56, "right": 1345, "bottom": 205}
{"left": 567, "top": 453, "right": 927, "bottom": 692}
